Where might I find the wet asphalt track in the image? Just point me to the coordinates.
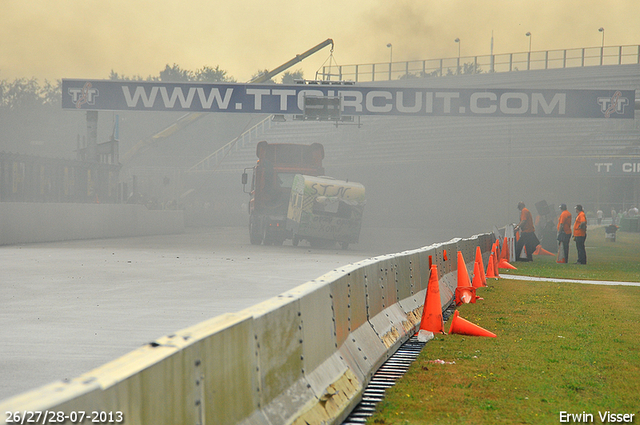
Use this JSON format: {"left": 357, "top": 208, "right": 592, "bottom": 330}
{"left": 0, "top": 226, "right": 449, "bottom": 402}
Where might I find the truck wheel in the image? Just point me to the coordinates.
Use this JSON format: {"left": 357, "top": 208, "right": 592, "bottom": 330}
{"left": 262, "top": 227, "right": 272, "bottom": 245}
{"left": 249, "top": 220, "right": 262, "bottom": 245}
{"left": 341, "top": 242, "right": 349, "bottom": 250}
{"left": 292, "top": 235, "right": 299, "bottom": 246}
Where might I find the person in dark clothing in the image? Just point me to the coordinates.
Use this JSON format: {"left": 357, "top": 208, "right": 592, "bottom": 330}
{"left": 556, "top": 203, "right": 572, "bottom": 263}
{"left": 574, "top": 204, "right": 588, "bottom": 264}
{"left": 514, "top": 201, "right": 538, "bottom": 262}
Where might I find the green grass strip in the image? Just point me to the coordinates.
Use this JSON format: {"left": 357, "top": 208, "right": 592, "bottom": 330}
{"left": 367, "top": 227, "right": 640, "bottom": 424}
{"left": 502, "top": 226, "right": 640, "bottom": 282}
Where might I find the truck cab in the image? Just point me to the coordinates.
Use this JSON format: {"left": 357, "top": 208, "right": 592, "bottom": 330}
{"left": 242, "top": 141, "right": 324, "bottom": 245}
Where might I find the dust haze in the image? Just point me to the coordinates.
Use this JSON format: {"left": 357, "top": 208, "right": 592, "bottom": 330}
{"left": 1, "top": 0, "right": 639, "bottom": 252}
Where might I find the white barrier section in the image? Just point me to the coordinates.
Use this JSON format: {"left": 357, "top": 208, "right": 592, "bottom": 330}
{"left": 0, "top": 203, "right": 184, "bottom": 245}
{"left": 0, "top": 233, "right": 494, "bottom": 425}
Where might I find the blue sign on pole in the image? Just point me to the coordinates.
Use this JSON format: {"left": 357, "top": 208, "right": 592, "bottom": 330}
{"left": 61, "top": 79, "right": 635, "bottom": 119}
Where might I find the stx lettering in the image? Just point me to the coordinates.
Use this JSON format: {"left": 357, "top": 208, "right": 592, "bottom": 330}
{"left": 309, "top": 183, "right": 351, "bottom": 197}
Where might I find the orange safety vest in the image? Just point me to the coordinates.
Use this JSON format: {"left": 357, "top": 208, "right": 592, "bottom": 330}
{"left": 557, "top": 210, "right": 572, "bottom": 235}
{"left": 520, "top": 208, "right": 535, "bottom": 233}
{"left": 574, "top": 211, "right": 587, "bottom": 237}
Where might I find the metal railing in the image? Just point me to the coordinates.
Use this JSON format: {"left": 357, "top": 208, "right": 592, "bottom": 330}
{"left": 187, "top": 115, "right": 273, "bottom": 173}
{"left": 317, "top": 44, "right": 640, "bottom": 82}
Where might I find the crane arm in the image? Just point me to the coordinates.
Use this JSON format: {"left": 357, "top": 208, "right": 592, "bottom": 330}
{"left": 250, "top": 38, "right": 334, "bottom": 83}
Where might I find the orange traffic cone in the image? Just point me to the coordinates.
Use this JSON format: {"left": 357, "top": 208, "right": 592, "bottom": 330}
{"left": 470, "top": 261, "right": 485, "bottom": 301}
{"left": 472, "top": 260, "right": 486, "bottom": 288}
{"left": 474, "top": 246, "right": 487, "bottom": 286}
{"left": 486, "top": 252, "right": 498, "bottom": 280}
{"left": 500, "top": 238, "right": 511, "bottom": 262}
{"left": 533, "top": 245, "right": 555, "bottom": 256}
{"left": 457, "top": 251, "right": 472, "bottom": 287}
{"left": 417, "top": 264, "right": 445, "bottom": 341}
{"left": 494, "top": 247, "right": 500, "bottom": 275}
{"left": 448, "top": 311, "right": 497, "bottom": 337}
{"left": 498, "top": 259, "right": 517, "bottom": 270}
{"left": 490, "top": 245, "right": 500, "bottom": 278}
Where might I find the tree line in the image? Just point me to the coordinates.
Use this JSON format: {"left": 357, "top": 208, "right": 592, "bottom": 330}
{"left": 0, "top": 64, "right": 304, "bottom": 110}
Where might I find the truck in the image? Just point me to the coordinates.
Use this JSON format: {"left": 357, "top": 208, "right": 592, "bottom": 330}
{"left": 286, "top": 174, "right": 365, "bottom": 249}
{"left": 241, "top": 141, "right": 365, "bottom": 248}
{"left": 242, "top": 141, "right": 325, "bottom": 245}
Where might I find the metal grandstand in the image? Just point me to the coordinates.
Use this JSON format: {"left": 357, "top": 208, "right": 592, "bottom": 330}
{"left": 179, "top": 55, "right": 639, "bottom": 175}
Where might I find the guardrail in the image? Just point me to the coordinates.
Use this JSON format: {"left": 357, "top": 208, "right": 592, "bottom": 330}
{"left": 318, "top": 44, "right": 640, "bottom": 82}
{"left": 0, "top": 232, "right": 494, "bottom": 425}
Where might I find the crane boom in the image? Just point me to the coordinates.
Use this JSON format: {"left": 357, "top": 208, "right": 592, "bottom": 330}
{"left": 250, "top": 38, "right": 333, "bottom": 83}
{"left": 121, "top": 39, "right": 334, "bottom": 165}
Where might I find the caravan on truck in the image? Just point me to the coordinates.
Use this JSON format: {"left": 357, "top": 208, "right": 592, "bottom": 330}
{"left": 286, "top": 174, "right": 365, "bottom": 249}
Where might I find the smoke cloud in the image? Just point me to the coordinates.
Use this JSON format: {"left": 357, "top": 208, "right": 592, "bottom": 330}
{"left": 1, "top": 0, "right": 637, "bottom": 82}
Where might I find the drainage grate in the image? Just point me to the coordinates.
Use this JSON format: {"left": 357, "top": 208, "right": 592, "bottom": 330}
{"left": 341, "top": 335, "right": 425, "bottom": 424}
{"left": 341, "top": 303, "right": 456, "bottom": 424}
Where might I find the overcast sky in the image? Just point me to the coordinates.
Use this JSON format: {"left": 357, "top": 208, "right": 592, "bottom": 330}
{"left": 1, "top": 0, "right": 639, "bottom": 83}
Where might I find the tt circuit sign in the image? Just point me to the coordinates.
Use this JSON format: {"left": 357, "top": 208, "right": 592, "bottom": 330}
{"left": 62, "top": 80, "right": 635, "bottom": 119}
{"left": 594, "top": 159, "right": 640, "bottom": 176}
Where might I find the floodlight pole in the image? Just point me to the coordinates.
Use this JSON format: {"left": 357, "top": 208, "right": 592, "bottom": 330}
{"left": 387, "top": 43, "right": 393, "bottom": 80}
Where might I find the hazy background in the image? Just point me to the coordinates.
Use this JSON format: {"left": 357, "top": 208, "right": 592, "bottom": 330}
{"left": 2, "top": 0, "right": 639, "bottom": 82}
{"left": 1, "top": 0, "right": 639, "bottom": 246}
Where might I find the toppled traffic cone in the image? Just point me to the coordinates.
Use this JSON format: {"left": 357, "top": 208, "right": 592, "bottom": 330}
{"left": 448, "top": 311, "right": 496, "bottom": 337}
{"left": 474, "top": 246, "right": 487, "bottom": 286}
{"left": 455, "top": 251, "right": 476, "bottom": 305}
{"left": 498, "top": 258, "right": 517, "bottom": 270}
{"left": 486, "top": 252, "right": 498, "bottom": 280}
{"left": 455, "top": 286, "right": 476, "bottom": 305}
{"left": 417, "top": 264, "right": 445, "bottom": 341}
{"left": 533, "top": 245, "right": 555, "bottom": 256}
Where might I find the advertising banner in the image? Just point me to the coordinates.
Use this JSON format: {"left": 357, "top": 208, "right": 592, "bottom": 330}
{"left": 62, "top": 79, "right": 635, "bottom": 119}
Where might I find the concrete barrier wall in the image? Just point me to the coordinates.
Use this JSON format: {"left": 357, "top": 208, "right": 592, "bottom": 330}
{"left": 0, "top": 203, "right": 184, "bottom": 245}
{"left": 0, "top": 232, "right": 494, "bottom": 425}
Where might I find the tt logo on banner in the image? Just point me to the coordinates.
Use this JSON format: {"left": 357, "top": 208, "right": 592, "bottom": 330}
{"left": 68, "top": 82, "right": 99, "bottom": 109}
